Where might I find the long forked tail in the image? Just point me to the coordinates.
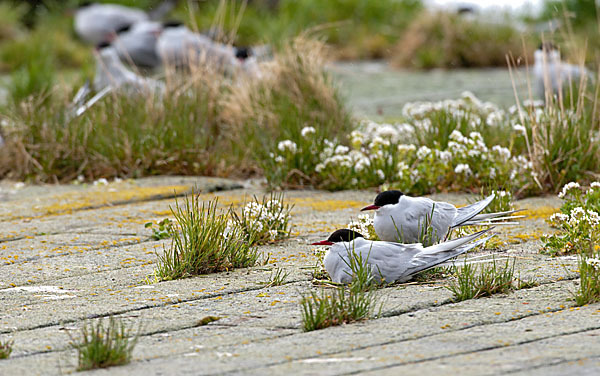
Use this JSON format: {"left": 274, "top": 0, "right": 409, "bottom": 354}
{"left": 405, "top": 228, "right": 494, "bottom": 277}
{"left": 462, "top": 209, "right": 525, "bottom": 226}
{"left": 452, "top": 194, "right": 495, "bottom": 228}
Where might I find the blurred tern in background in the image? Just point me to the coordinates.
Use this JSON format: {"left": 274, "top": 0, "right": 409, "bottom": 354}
{"left": 113, "top": 21, "right": 163, "bottom": 69}
{"left": 157, "top": 21, "right": 241, "bottom": 74}
{"left": 93, "top": 42, "right": 164, "bottom": 95}
{"left": 533, "top": 42, "right": 593, "bottom": 100}
{"left": 74, "top": 1, "right": 177, "bottom": 44}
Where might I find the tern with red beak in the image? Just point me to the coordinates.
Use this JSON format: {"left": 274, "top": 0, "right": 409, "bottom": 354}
{"left": 362, "top": 190, "right": 519, "bottom": 245}
{"left": 312, "top": 228, "right": 493, "bottom": 284}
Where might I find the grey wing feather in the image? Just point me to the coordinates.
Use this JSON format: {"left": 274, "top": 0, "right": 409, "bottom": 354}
{"left": 452, "top": 194, "right": 495, "bottom": 228}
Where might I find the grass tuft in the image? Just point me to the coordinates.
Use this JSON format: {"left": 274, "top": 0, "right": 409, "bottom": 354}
{"left": 301, "top": 242, "right": 380, "bottom": 331}
{"left": 0, "top": 338, "right": 13, "bottom": 359}
{"left": 264, "top": 268, "right": 289, "bottom": 287}
{"left": 154, "top": 195, "right": 259, "bottom": 281}
{"left": 574, "top": 254, "right": 600, "bottom": 306}
{"left": 447, "top": 258, "right": 516, "bottom": 302}
{"left": 70, "top": 317, "right": 137, "bottom": 371}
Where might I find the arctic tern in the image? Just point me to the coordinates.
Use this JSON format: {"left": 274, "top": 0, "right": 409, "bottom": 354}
{"left": 361, "top": 190, "right": 519, "bottom": 244}
{"left": 93, "top": 42, "right": 164, "bottom": 95}
{"left": 312, "top": 228, "right": 493, "bottom": 284}
{"left": 113, "top": 21, "right": 163, "bottom": 69}
{"left": 533, "top": 42, "right": 593, "bottom": 100}
{"left": 74, "top": 1, "right": 178, "bottom": 45}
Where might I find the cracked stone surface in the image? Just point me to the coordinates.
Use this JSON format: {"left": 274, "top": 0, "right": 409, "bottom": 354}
{"left": 0, "top": 176, "right": 597, "bottom": 375}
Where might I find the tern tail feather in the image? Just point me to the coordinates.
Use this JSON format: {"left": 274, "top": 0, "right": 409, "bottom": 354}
{"left": 451, "top": 194, "right": 495, "bottom": 228}
{"left": 404, "top": 228, "right": 494, "bottom": 277}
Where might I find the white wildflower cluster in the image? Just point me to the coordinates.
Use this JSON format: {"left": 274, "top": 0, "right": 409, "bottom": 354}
{"left": 549, "top": 206, "right": 600, "bottom": 229}
{"left": 402, "top": 92, "right": 505, "bottom": 132}
{"left": 558, "top": 182, "right": 581, "bottom": 199}
{"left": 237, "top": 199, "right": 290, "bottom": 242}
{"left": 567, "top": 207, "right": 600, "bottom": 227}
{"left": 347, "top": 214, "right": 376, "bottom": 240}
{"left": 549, "top": 212, "right": 569, "bottom": 224}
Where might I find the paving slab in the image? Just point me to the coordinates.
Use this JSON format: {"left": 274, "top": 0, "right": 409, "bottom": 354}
{"left": 0, "top": 176, "right": 594, "bottom": 375}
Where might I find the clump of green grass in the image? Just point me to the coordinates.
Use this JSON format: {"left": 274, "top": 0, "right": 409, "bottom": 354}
{"left": 155, "top": 195, "right": 259, "bottom": 281}
{"left": 263, "top": 268, "right": 289, "bottom": 287}
{"left": 0, "top": 36, "right": 350, "bottom": 185}
{"left": 300, "top": 286, "right": 376, "bottom": 331}
{"left": 574, "top": 254, "right": 600, "bottom": 306}
{"left": 228, "top": 37, "right": 355, "bottom": 188}
{"left": 0, "top": 338, "right": 13, "bottom": 359}
{"left": 70, "top": 317, "right": 137, "bottom": 371}
{"left": 230, "top": 193, "right": 293, "bottom": 245}
{"left": 391, "top": 11, "right": 533, "bottom": 69}
{"left": 446, "top": 258, "right": 516, "bottom": 301}
{"left": 183, "top": 0, "right": 423, "bottom": 59}
{"left": 301, "top": 243, "right": 380, "bottom": 331}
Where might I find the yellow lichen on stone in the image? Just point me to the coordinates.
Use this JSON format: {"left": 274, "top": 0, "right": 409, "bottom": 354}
{"left": 519, "top": 206, "right": 559, "bottom": 220}
{"left": 27, "top": 185, "right": 192, "bottom": 218}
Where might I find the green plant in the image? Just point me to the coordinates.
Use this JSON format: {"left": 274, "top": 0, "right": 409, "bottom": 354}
{"left": 574, "top": 253, "right": 600, "bottom": 306}
{"left": 542, "top": 182, "right": 600, "bottom": 256}
{"left": 230, "top": 193, "right": 293, "bottom": 245}
{"left": 301, "top": 240, "right": 380, "bottom": 331}
{"left": 0, "top": 338, "right": 13, "bottom": 359}
{"left": 154, "top": 195, "right": 259, "bottom": 281}
{"left": 70, "top": 317, "right": 138, "bottom": 371}
{"left": 263, "top": 268, "right": 289, "bottom": 287}
{"left": 300, "top": 286, "right": 376, "bottom": 331}
{"left": 144, "top": 218, "right": 172, "bottom": 240}
{"left": 446, "top": 258, "right": 516, "bottom": 301}
{"left": 518, "top": 93, "right": 599, "bottom": 193}
{"left": 182, "top": 0, "right": 422, "bottom": 59}
{"left": 392, "top": 11, "right": 533, "bottom": 69}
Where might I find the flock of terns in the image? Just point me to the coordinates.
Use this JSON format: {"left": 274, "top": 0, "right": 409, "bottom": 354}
{"left": 312, "top": 190, "right": 523, "bottom": 284}
{"left": 69, "top": 1, "right": 270, "bottom": 117}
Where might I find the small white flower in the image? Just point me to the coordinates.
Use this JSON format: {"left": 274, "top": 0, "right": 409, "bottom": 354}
{"left": 277, "top": 140, "right": 297, "bottom": 154}
{"left": 513, "top": 124, "right": 527, "bottom": 134}
{"left": 275, "top": 156, "right": 285, "bottom": 164}
{"left": 334, "top": 145, "right": 350, "bottom": 155}
{"left": 416, "top": 146, "right": 432, "bottom": 159}
{"left": 549, "top": 213, "right": 568, "bottom": 223}
{"left": 301, "top": 126, "right": 316, "bottom": 138}
{"left": 586, "top": 258, "right": 600, "bottom": 270}
{"left": 93, "top": 178, "right": 109, "bottom": 186}
{"left": 454, "top": 163, "right": 472, "bottom": 176}
{"left": 376, "top": 169, "right": 385, "bottom": 180}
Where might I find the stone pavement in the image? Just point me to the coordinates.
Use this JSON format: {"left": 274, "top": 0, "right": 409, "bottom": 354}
{"left": 0, "top": 176, "right": 598, "bottom": 375}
